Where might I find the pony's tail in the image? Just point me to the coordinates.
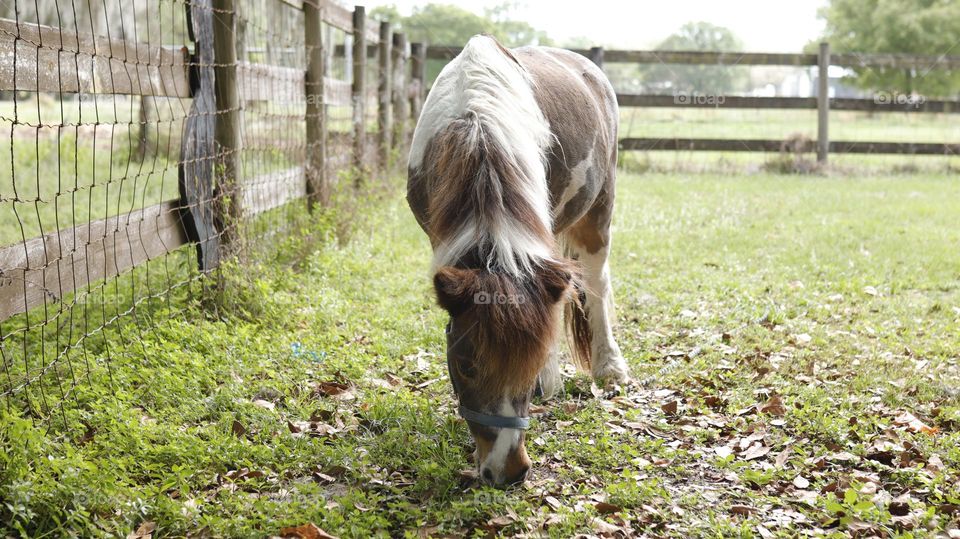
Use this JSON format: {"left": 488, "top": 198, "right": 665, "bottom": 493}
{"left": 562, "top": 241, "right": 591, "bottom": 371}
{"left": 565, "top": 283, "right": 592, "bottom": 372}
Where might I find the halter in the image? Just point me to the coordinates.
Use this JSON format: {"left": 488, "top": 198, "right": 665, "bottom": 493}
{"left": 446, "top": 321, "right": 539, "bottom": 430}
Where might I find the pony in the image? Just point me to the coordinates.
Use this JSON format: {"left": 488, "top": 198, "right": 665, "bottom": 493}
{"left": 406, "top": 35, "right": 629, "bottom": 486}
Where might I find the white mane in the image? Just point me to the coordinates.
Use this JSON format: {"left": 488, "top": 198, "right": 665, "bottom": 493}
{"left": 408, "top": 35, "right": 553, "bottom": 277}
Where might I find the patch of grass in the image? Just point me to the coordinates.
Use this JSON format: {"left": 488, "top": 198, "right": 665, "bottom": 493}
{"left": 1, "top": 171, "right": 959, "bottom": 537}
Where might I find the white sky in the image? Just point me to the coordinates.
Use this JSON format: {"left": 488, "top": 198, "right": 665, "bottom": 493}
{"left": 360, "top": 0, "right": 830, "bottom": 52}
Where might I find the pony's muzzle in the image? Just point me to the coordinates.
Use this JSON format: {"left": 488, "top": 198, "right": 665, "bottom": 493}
{"left": 478, "top": 442, "right": 532, "bottom": 487}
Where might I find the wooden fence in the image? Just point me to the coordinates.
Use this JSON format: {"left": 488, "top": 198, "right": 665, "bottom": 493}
{"left": 0, "top": 0, "right": 426, "bottom": 417}
{"left": 0, "top": 0, "right": 425, "bottom": 325}
{"left": 426, "top": 44, "right": 960, "bottom": 162}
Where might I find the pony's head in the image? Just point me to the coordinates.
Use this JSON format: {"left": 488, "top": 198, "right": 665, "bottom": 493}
{"left": 434, "top": 258, "right": 573, "bottom": 485}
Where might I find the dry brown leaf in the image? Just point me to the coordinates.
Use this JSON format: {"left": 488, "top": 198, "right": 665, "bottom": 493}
{"left": 253, "top": 399, "right": 275, "bottom": 411}
{"left": 742, "top": 444, "right": 771, "bottom": 461}
{"left": 231, "top": 420, "right": 246, "bottom": 437}
{"left": 316, "top": 381, "right": 353, "bottom": 400}
{"left": 591, "top": 517, "right": 621, "bottom": 535}
{"left": 661, "top": 400, "right": 679, "bottom": 415}
{"left": 595, "top": 501, "right": 621, "bottom": 514}
{"left": 279, "top": 523, "right": 338, "bottom": 539}
{"left": 760, "top": 394, "right": 786, "bottom": 417}
{"left": 893, "top": 411, "right": 938, "bottom": 435}
{"left": 127, "top": 521, "right": 156, "bottom": 539}
{"left": 544, "top": 495, "right": 562, "bottom": 510}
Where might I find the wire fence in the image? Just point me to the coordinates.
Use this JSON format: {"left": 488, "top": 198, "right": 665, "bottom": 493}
{"left": 0, "top": 0, "right": 425, "bottom": 429}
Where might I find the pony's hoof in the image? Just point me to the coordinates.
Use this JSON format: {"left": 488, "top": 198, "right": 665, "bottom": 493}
{"left": 592, "top": 358, "right": 630, "bottom": 386}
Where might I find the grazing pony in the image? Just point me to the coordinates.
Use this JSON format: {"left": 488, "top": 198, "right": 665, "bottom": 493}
{"left": 406, "top": 35, "right": 629, "bottom": 486}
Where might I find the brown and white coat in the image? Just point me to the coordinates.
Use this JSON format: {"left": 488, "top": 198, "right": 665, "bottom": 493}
{"left": 407, "top": 35, "right": 629, "bottom": 485}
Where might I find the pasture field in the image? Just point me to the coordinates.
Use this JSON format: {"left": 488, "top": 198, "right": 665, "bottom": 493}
{"left": 1, "top": 170, "right": 960, "bottom": 538}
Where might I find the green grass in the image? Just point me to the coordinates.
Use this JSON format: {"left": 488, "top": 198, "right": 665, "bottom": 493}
{"left": 1, "top": 171, "right": 960, "bottom": 538}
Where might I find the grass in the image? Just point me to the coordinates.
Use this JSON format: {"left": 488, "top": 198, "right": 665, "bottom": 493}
{"left": 1, "top": 169, "right": 958, "bottom": 537}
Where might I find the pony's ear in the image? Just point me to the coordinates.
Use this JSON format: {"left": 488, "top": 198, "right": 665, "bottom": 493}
{"left": 433, "top": 266, "right": 480, "bottom": 316}
{"left": 538, "top": 259, "right": 575, "bottom": 304}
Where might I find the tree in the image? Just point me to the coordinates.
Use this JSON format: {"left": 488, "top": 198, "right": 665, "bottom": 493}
{"left": 642, "top": 22, "right": 749, "bottom": 94}
{"left": 817, "top": 0, "right": 960, "bottom": 97}
{"left": 370, "top": 3, "right": 548, "bottom": 47}
{"left": 370, "top": 3, "right": 550, "bottom": 82}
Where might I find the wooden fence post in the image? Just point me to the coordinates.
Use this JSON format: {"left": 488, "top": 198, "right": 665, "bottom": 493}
{"left": 351, "top": 6, "right": 367, "bottom": 180}
{"left": 304, "top": 1, "right": 326, "bottom": 209}
{"left": 589, "top": 46, "right": 604, "bottom": 69}
{"left": 817, "top": 42, "right": 830, "bottom": 164}
{"left": 378, "top": 21, "right": 393, "bottom": 168}
{"left": 392, "top": 32, "right": 409, "bottom": 149}
{"left": 410, "top": 42, "right": 426, "bottom": 122}
{"left": 211, "top": 0, "right": 241, "bottom": 243}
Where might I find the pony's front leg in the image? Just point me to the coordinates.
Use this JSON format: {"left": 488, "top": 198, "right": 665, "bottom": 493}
{"left": 575, "top": 242, "right": 630, "bottom": 385}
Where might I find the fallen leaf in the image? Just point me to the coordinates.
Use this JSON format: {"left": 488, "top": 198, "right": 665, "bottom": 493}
{"left": 253, "top": 399, "right": 275, "bottom": 411}
{"left": 760, "top": 394, "right": 786, "bottom": 416}
{"left": 483, "top": 516, "right": 514, "bottom": 531}
{"left": 591, "top": 517, "right": 620, "bottom": 534}
{"left": 231, "top": 420, "right": 246, "bottom": 437}
{"left": 742, "top": 444, "right": 771, "bottom": 461}
{"left": 793, "top": 476, "right": 810, "bottom": 489}
{"left": 316, "top": 381, "right": 353, "bottom": 400}
{"left": 544, "top": 495, "right": 562, "bottom": 510}
{"left": 595, "top": 501, "right": 621, "bottom": 514}
{"left": 893, "top": 411, "right": 938, "bottom": 435}
{"left": 127, "top": 521, "right": 156, "bottom": 539}
{"left": 661, "top": 400, "right": 679, "bottom": 415}
{"left": 279, "top": 523, "right": 338, "bottom": 539}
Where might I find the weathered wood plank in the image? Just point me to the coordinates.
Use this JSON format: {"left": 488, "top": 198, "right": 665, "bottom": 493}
{"left": 243, "top": 167, "right": 306, "bottom": 216}
{"left": 424, "top": 45, "right": 960, "bottom": 69}
{"left": 832, "top": 52, "right": 960, "bottom": 70}
{"left": 606, "top": 50, "right": 818, "bottom": 66}
{"left": 621, "top": 138, "right": 798, "bottom": 152}
{"left": 0, "top": 201, "right": 188, "bottom": 322}
{"left": 238, "top": 61, "right": 305, "bottom": 102}
{"left": 0, "top": 17, "right": 190, "bottom": 96}
{"left": 617, "top": 94, "right": 960, "bottom": 113}
{"left": 617, "top": 95, "right": 818, "bottom": 109}
{"left": 309, "top": 0, "right": 378, "bottom": 42}
{"left": 325, "top": 77, "right": 351, "bottom": 106}
{"left": 828, "top": 141, "right": 960, "bottom": 155}
{"left": 620, "top": 137, "right": 960, "bottom": 155}
{"left": 305, "top": 0, "right": 326, "bottom": 210}
{"left": 351, "top": 6, "right": 367, "bottom": 176}
{"left": 817, "top": 42, "right": 830, "bottom": 163}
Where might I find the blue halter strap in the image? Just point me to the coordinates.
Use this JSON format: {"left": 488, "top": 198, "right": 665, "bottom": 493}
{"left": 445, "top": 321, "right": 537, "bottom": 430}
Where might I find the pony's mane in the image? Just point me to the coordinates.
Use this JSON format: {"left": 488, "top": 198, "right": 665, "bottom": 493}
{"left": 425, "top": 35, "right": 554, "bottom": 277}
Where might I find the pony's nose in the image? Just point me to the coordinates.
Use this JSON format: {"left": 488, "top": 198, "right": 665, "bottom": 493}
{"left": 507, "top": 464, "right": 530, "bottom": 484}
{"left": 479, "top": 463, "right": 530, "bottom": 486}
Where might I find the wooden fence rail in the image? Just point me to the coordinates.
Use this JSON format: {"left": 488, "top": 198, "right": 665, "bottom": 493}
{"left": 0, "top": 0, "right": 425, "bottom": 325}
{"left": 422, "top": 44, "right": 960, "bottom": 160}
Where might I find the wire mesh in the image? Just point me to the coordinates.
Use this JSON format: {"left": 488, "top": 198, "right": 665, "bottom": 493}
{"left": 0, "top": 0, "right": 409, "bottom": 430}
